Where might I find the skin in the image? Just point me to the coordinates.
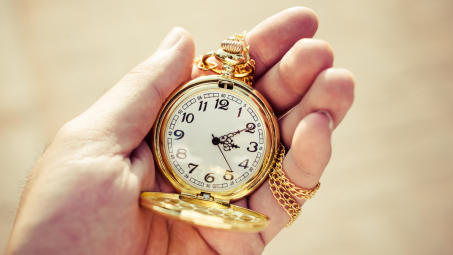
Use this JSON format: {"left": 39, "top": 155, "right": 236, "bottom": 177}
{"left": 6, "top": 7, "right": 354, "bottom": 255}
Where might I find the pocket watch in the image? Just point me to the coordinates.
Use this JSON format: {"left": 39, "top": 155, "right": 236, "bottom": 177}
{"left": 140, "top": 32, "right": 281, "bottom": 232}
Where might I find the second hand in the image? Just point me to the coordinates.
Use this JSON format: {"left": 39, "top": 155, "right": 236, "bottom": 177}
{"left": 212, "top": 134, "right": 233, "bottom": 171}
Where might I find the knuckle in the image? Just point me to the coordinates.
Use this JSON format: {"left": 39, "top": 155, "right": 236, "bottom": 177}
{"left": 322, "top": 68, "right": 355, "bottom": 97}
{"left": 296, "top": 38, "right": 334, "bottom": 62}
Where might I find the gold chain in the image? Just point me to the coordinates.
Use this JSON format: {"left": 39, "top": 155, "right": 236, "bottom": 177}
{"left": 269, "top": 144, "right": 321, "bottom": 226}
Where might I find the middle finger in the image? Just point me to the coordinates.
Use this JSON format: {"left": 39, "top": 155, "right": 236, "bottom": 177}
{"left": 253, "top": 38, "right": 334, "bottom": 117}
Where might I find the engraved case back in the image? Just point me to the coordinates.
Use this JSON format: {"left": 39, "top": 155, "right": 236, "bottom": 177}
{"left": 141, "top": 192, "right": 269, "bottom": 231}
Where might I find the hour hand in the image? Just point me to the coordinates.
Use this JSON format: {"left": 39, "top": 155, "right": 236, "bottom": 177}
{"left": 219, "top": 135, "right": 240, "bottom": 151}
{"left": 214, "top": 123, "right": 256, "bottom": 151}
{"left": 211, "top": 134, "right": 239, "bottom": 151}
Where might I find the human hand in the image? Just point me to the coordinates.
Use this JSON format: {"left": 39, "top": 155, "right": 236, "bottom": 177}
{"left": 6, "top": 7, "right": 354, "bottom": 255}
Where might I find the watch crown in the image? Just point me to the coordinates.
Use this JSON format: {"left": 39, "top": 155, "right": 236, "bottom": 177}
{"left": 221, "top": 40, "right": 243, "bottom": 54}
{"left": 196, "top": 32, "right": 255, "bottom": 85}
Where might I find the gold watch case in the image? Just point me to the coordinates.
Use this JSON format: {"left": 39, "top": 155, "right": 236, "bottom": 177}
{"left": 140, "top": 75, "right": 280, "bottom": 231}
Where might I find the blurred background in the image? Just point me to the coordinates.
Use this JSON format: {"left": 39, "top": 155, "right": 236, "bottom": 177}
{"left": 1, "top": 0, "right": 452, "bottom": 254}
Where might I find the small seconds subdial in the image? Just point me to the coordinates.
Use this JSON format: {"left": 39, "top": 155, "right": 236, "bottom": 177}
{"left": 164, "top": 89, "right": 267, "bottom": 192}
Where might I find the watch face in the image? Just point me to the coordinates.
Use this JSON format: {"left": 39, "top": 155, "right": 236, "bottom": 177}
{"left": 163, "top": 88, "right": 267, "bottom": 192}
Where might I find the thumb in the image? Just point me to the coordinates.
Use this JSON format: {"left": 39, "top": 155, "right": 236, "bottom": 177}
{"left": 59, "top": 28, "right": 195, "bottom": 154}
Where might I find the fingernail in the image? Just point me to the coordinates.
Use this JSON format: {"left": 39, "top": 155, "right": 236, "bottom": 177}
{"left": 316, "top": 110, "right": 334, "bottom": 131}
{"left": 158, "top": 27, "right": 182, "bottom": 51}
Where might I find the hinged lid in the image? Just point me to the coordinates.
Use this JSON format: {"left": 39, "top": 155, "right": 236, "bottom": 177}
{"left": 141, "top": 192, "right": 269, "bottom": 232}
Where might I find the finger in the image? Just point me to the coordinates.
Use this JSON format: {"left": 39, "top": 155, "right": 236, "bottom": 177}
{"left": 253, "top": 39, "right": 334, "bottom": 116}
{"left": 249, "top": 112, "right": 332, "bottom": 243}
{"left": 155, "top": 170, "right": 178, "bottom": 194}
{"left": 191, "top": 7, "right": 319, "bottom": 79}
{"left": 280, "top": 68, "right": 355, "bottom": 148}
{"left": 197, "top": 226, "right": 264, "bottom": 255}
{"left": 247, "top": 7, "right": 319, "bottom": 77}
{"left": 58, "top": 28, "right": 195, "bottom": 154}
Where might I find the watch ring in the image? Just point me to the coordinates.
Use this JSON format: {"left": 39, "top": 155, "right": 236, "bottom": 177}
{"left": 197, "top": 59, "right": 255, "bottom": 78}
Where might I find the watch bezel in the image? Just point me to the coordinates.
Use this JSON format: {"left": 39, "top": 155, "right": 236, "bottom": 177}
{"left": 151, "top": 76, "right": 279, "bottom": 202}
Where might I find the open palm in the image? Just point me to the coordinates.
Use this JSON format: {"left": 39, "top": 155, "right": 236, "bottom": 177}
{"left": 7, "top": 7, "right": 354, "bottom": 255}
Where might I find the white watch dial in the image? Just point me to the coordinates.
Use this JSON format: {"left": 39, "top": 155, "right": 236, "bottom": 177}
{"left": 164, "top": 89, "right": 267, "bottom": 192}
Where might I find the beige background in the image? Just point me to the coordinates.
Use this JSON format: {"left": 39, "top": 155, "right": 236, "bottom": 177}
{"left": 1, "top": 0, "right": 452, "bottom": 254}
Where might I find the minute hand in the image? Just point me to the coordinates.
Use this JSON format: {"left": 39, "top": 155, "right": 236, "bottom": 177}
{"left": 212, "top": 134, "right": 233, "bottom": 171}
{"left": 222, "top": 127, "right": 252, "bottom": 138}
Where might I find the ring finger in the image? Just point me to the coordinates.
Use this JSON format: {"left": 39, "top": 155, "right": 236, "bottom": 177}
{"left": 248, "top": 68, "right": 355, "bottom": 242}
{"left": 253, "top": 38, "right": 334, "bottom": 117}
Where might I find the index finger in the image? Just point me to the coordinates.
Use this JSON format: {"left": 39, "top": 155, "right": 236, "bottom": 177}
{"left": 192, "top": 7, "right": 318, "bottom": 79}
{"left": 247, "top": 7, "right": 318, "bottom": 78}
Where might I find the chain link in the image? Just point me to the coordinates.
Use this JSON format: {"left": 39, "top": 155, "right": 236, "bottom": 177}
{"left": 269, "top": 144, "right": 321, "bottom": 226}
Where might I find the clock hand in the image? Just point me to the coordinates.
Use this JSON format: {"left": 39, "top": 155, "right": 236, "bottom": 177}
{"left": 212, "top": 134, "right": 233, "bottom": 171}
{"left": 221, "top": 122, "right": 256, "bottom": 140}
{"left": 216, "top": 123, "right": 256, "bottom": 151}
{"left": 218, "top": 135, "right": 240, "bottom": 151}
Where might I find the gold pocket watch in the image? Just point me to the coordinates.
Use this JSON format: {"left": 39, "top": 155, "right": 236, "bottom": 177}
{"left": 140, "top": 32, "right": 281, "bottom": 232}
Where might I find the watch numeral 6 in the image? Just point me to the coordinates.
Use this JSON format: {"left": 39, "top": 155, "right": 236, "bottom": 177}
{"left": 204, "top": 173, "right": 215, "bottom": 183}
